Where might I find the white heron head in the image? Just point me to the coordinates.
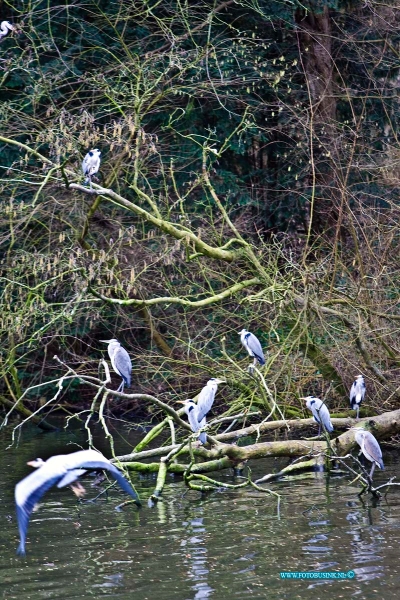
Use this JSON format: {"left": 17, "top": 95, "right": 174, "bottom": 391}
{"left": 27, "top": 458, "right": 45, "bottom": 468}
{"left": 100, "top": 338, "right": 119, "bottom": 344}
{"left": 300, "top": 395, "right": 320, "bottom": 409}
{"left": 238, "top": 329, "right": 248, "bottom": 335}
{"left": 176, "top": 399, "right": 196, "bottom": 412}
{"left": 208, "top": 378, "right": 225, "bottom": 385}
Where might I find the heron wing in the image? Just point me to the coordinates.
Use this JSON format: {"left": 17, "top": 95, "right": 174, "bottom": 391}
{"left": 57, "top": 469, "right": 87, "bottom": 488}
{"left": 364, "top": 433, "right": 384, "bottom": 469}
{"left": 197, "top": 399, "right": 213, "bottom": 422}
{"left": 246, "top": 333, "right": 265, "bottom": 365}
{"left": 185, "top": 406, "right": 206, "bottom": 441}
{"left": 113, "top": 347, "right": 132, "bottom": 387}
{"left": 15, "top": 470, "right": 63, "bottom": 555}
{"left": 82, "top": 151, "right": 100, "bottom": 177}
{"left": 196, "top": 383, "right": 218, "bottom": 422}
{"left": 76, "top": 460, "right": 141, "bottom": 505}
{"left": 199, "top": 431, "right": 207, "bottom": 444}
{"left": 350, "top": 380, "right": 365, "bottom": 406}
{"left": 309, "top": 400, "right": 333, "bottom": 432}
{"left": 82, "top": 153, "right": 91, "bottom": 176}
{"left": 186, "top": 404, "right": 201, "bottom": 433}
{"left": 349, "top": 381, "right": 357, "bottom": 404}
{"left": 319, "top": 405, "right": 334, "bottom": 432}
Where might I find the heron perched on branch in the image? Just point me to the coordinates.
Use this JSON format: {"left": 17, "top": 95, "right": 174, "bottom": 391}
{"left": 0, "top": 21, "right": 14, "bottom": 40}
{"left": 303, "top": 396, "right": 334, "bottom": 435}
{"left": 353, "top": 428, "right": 384, "bottom": 480}
{"left": 15, "top": 449, "right": 141, "bottom": 555}
{"left": 177, "top": 399, "right": 207, "bottom": 443}
{"left": 350, "top": 374, "right": 365, "bottom": 419}
{"left": 100, "top": 338, "right": 132, "bottom": 392}
{"left": 239, "top": 329, "right": 265, "bottom": 366}
{"left": 177, "top": 378, "right": 224, "bottom": 444}
{"left": 82, "top": 148, "right": 101, "bottom": 188}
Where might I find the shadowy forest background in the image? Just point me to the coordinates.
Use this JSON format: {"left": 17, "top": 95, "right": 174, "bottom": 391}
{"left": 1, "top": 0, "right": 400, "bottom": 428}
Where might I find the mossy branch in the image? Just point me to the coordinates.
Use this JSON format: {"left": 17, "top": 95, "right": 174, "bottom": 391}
{"left": 88, "top": 277, "right": 260, "bottom": 307}
{"left": 68, "top": 183, "right": 238, "bottom": 262}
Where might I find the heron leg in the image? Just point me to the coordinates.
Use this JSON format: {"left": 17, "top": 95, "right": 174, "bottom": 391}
{"left": 369, "top": 462, "right": 376, "bottom": 480}
{"left": 116, "top": 381, "right": 124, "bottom": 393}
{"left": 356, "top": 405, "right": 359, "bottom": 420}
{"left": 70, "top": 482, "right": 86, "bottom": 498}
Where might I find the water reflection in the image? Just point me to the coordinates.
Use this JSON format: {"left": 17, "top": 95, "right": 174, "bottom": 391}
{"left": 181, "top": 511, "right": 214, "bottom": 600}
{"left": 1, "top": 424, "right": 400, "bottom": 599}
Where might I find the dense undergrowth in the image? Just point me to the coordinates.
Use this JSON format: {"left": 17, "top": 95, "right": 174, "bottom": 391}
{"left": 1, "top": 0, "right": 400, "bottom": 426}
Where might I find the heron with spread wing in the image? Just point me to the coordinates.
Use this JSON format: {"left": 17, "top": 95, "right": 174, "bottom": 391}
{"left": 15, "top": 449, "right": 141, "bottom": 555}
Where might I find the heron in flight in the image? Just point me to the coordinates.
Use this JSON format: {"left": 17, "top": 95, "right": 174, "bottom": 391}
{"left": 239, "top": 329, "right": 265, "bottom": 366}
{"left": 177, "top": 378, "right": 224, "bottom": 444}
{"left": 82, "top": 148, "right": 101, "bottom": 188}
{"left": 100, "top": 338, "right": 132, "bottom": 392}
{"left": 302, "top": 396, "right": 334, "bottom": 435}
{"left": 15, "top": 449, "right": 141, "bottom": 555}
{"left": 353, "top": 428, "right": 384, "bottom": 480}
{"left": 0, "top": 21, "right": 14, "bottom": 40}
{"left": 350, "top": 374, "right": 365, "bottom": 419}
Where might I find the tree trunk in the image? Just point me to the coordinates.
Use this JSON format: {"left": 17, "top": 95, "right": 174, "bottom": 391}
{"left": 296, "top": 5, "right": 340, "bottom": 234}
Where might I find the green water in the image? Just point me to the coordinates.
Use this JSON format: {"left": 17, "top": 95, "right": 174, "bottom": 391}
{"left": 0, "top": 422, "right": 398, "bottom": 599}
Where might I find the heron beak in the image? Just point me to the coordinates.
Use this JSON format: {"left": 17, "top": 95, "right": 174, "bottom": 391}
{"left": 176, "top": 400, "right": 187, "bottom": 404}
{"left": 27, "top": 460, "right": 40, "bottom": 467}
{"left": 99, "top": 339, "right": 113, "bottom": 343}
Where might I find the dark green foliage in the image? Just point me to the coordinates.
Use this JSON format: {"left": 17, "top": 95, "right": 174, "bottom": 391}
{"left": 1, "top": 0, "right": 400, "bottom": 419}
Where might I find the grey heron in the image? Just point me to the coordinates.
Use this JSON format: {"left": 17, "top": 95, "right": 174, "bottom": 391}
{"left": 350, "top": 374, "right": 365, "bottom": 419}
{"left": 177, "top": 399, "right": 207, "bottom": 444}
{"left": 239, "top": 329, "right": 265, "bottom": 366}
{"left": 177, "top": 378, "right": 224, "bottom": 444}
{"left": 82, "top": 148, "right": 101, "bottom": 188}
{"left": 0, "top": 21, "right": 14, "bottom": 40}
{"left": 100, "top": 338, "right": 132, "bottom": 392}
{"left": 353, "top": 428, "right": 384, "bottom": 479}
{"left": 302, "top": 395, "right": 334, "bottom": 435}
{"left": 15, "top": 449, "right": 141, "bottom": 556}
